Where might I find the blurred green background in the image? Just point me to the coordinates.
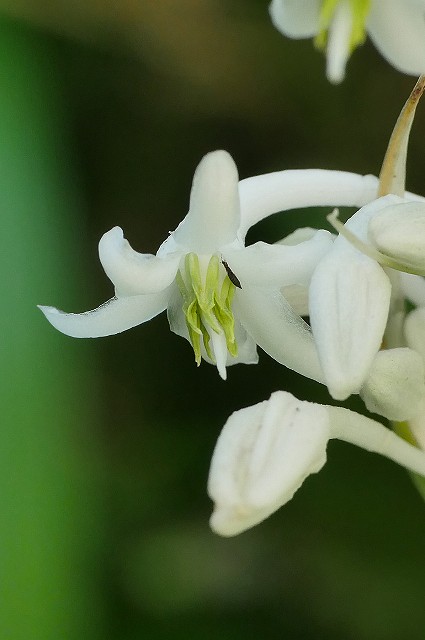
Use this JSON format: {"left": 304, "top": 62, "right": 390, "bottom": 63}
{"left": 1, "top": 2, "right": 425, "bottom": 639}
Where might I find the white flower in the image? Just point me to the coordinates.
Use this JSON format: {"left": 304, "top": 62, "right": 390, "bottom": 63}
{"left": 39, "top": 150, "right": 380, "bottom": 381}
{"left": 208, "top": 390, "right": 425, "bottom": 536}
{"left": 269, "top": 0, "right": 425, "bottom": 83}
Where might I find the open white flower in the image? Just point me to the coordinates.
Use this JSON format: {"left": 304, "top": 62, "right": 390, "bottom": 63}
{"left": 269, "top": 0, "right": 425, "bottom": 83}
{"left": 39, "top": 150, "right": 380, "bottom": 381}
{"left": 209, "top": 390, "right": 425, "bottom": 536}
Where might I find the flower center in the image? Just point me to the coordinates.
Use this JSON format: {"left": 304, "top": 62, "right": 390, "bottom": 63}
{"left": 176, "top": 253, "right": 238, "bottom": 366}
{"left": 315, "top": 0, "right": 371, "bottom": 52}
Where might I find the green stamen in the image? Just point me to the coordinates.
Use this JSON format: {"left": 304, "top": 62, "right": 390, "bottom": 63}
{"left": 178, "top": 253, "right": 238, "bottom": 366}
{"left": 315, "top": 0, "right": 371, "bottom": 52}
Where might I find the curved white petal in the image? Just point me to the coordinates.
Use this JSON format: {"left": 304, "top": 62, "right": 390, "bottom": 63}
{"left": 269, "top": 0, "right": 321, "bottom": 38}
{"left": 309, "top": 247, "right": 391, "bottom": 400}
{"left": 367, "top": 0, "right": 425, "bottom": 76}
{"left": 99, "top": 227, "right": 180, "bottom": 296}
{"left": 38, "top": 288, "right": 170, "bottom": 338}
{"left": 223, "top": 229, "right": 333, "bottom": 289}
{"left": 360, "top": 348, "right": 425, "bottom": 421}
{"left": 278, "top": 226, "right": 331, "bottom": 245}
{"left": 233, "top": 286, "right": 325, "bottom": 383}
{"left": 368, "top": 200, "right": 425, "bottom": 269}
{"left": 238, "top": 170, "right": 379, "bottom": 239}
{"left": 325, "top": 0, "right": 352, "bottom": 84}
{"left": 342, "top": 193, "right": 404, "bottom": 240}
{"left": 208, "top": 391, "right": 329, "bottom": 536}
{"left": 269, "top": 227, "right": 329, "bottom": 315}
{"left": 172, "top": 150, "right": 240, "bottom": 253}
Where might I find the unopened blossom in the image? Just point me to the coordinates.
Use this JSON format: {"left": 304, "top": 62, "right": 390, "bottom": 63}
{"left": 368, "top": 200, "right": 425, "bottom": 273}
{"left": 269, "top": 0, "right": 425, "bottom": 83}
{"left": 39, "top": 150, "right": 380, "bottom": 381}
{"left": 209, "top": 390, "right": 425, "bottom": 536}
{"left": 309, "top": 195, "right": 392, "bottom": 400}
{"left": 359, "top": 347, "right": 425, "bottom": 421}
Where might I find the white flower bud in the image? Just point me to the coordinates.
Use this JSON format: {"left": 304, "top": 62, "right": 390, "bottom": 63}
{"left": 360, "top": 348, "right": 425, "bottom": 421}
{"left": 368, "top": 202, "right": 425, "bottom": 270}
{"left": 207, "top": 391, "right": 329, "bottom": 537}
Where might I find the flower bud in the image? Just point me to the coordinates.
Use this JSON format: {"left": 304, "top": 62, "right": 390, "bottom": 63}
{"left": 368, "top": 202, "right": 425, "bottom": 270}
{"left": 360, "top": 348, "right": 425, "bottom": 421}
{"left": 208, "top": 391, "right": 329, "bottom": 536}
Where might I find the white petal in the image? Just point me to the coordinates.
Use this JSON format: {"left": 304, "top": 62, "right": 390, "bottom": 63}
{"left": 342, "top": 193, "right": 404, "bottom": 241}
{"left": 238, "top": 170, "right": 379, "bottom": 239}
{"left": 326, "top": 0, "right": 352, "bottom": 83}
{"left": 233, "top": 286, "right": 325, "bottom": 383}
{"left": 277, "top": 226, "right": 329, "bottom": 245}
{"left": 232, "top": 323, "right": 259, "bottom": 366}
{"left": 269, "top": 0, "right": 321, "bottom": 38}
{"left": 38, "top": 288, "right": 170, "bottom": 338}
{"left": 360, "top": 348, "right": 425, "bottom": 421}
{"left": 404, "top": 307, "right": 425, "bottom": 364}
{"left": 277, "top": 228, "right": 331, "bottom": 314}
{"left": 367, "top": 0, "right": 425, "bottom": 76}
{"left": 309, "top": 248, "right": 391, "bottom": 400}
{"left": 98, "top": 227, "right": 180, "bottom": 296}
{"left": 172, "top": 150, "right": 240, "bottom": 253}
{"left": 399, "top": 272, "right": 425, "bottom": 307}
{"left": 368, "top": 201, "right": 425, "bottom": 269}
{"left": 223, "top": 229, "right": 333, "bottom": 289}
{"left": 208, "top": 391, "right": 329, "bottom": 536}
{"left": 281, "top": 283, "right": 309, "bottom": 315}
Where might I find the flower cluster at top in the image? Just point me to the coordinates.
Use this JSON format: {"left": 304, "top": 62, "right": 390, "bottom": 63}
{"left": 270, "top": 0, "right": 425, "bottom": 83}
{"left": 39, "top": 22, "right": 425, "bottom": 536}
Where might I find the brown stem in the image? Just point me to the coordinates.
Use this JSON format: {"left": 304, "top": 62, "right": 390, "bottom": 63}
{"left": 378, "top": 75, "right": 425, "bottom": 197}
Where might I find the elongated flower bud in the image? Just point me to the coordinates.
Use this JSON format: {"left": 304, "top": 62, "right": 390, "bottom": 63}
{"left": 208, "top": 391, "right": 329, "bottom": 536}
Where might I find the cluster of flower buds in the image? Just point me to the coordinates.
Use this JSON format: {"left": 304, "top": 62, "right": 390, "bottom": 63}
{"left": 39, "top": 4, "right": 425, "bottom": 536}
